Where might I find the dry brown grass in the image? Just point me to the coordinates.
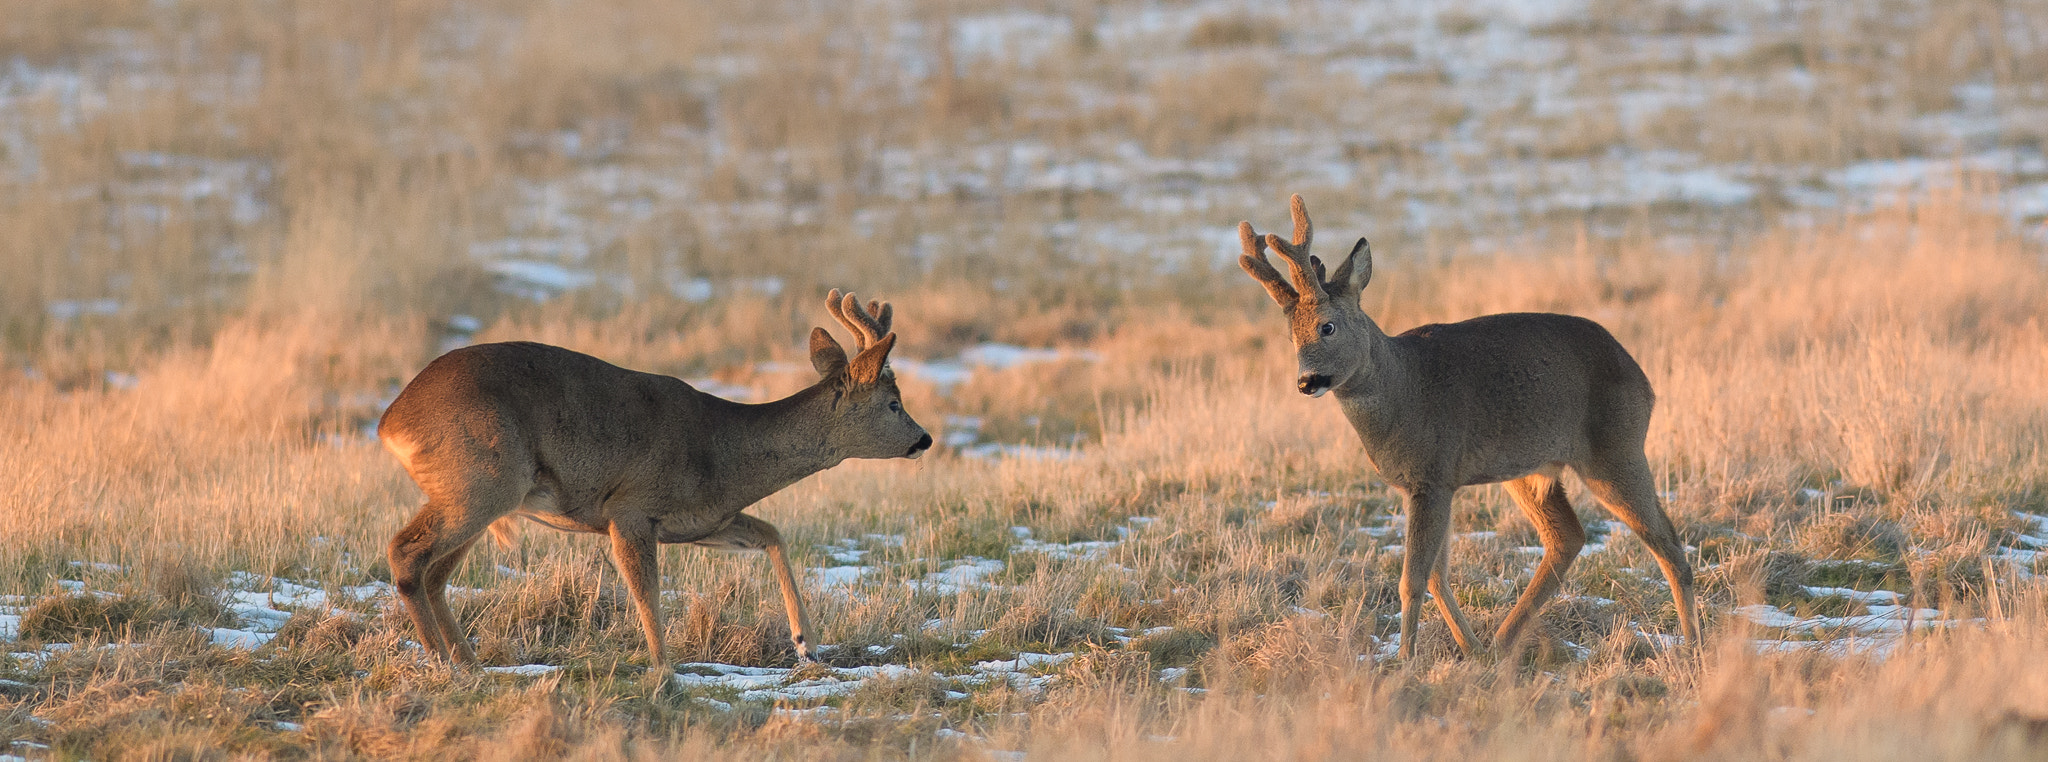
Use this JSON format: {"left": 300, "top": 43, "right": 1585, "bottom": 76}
{"left": 2, "top": 184, "right": 2042, "bottom": 759}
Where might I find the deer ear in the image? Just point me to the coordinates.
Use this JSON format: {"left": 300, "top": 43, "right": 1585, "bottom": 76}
{"left": 1326, "top": 237, "right": 1373, "bottom": 299}
{"left": 847, "top": 332, "right": 896, "bottom": 385}
{"left": 810, "top": 328, "right": 848, "bottom": 377}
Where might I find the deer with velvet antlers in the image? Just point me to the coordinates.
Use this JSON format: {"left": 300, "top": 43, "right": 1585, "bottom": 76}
{"left": 378, "top": 290, "right": 931, "bottom": 673}
{"left": 1237, "top": 195, "right": 1699, "bottom": 660}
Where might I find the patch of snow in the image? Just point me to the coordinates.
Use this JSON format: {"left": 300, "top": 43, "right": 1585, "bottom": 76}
{"left": 959, "top": 443, "right": 1078, "bottom": 461}
{"left": 671, "top": 277, "right": 715, "bottom": 303}
{"left": 972, "top": 652, "right": 1074, "bottom": 672}
{"left": 908, "top": 558, "right": 1005, "bottom": 594}
{"left": 228, "top": 603, "right": 293, "bottom": 632}
{"left": 1371, "top": 633, "right": 1402, "bottom": 662}
{"left": 1752, "top": 638, "right": 1899, "bottom": 658}
{"left": 892, "top": 359, "right": 976, "bottom": 392}
{"left": 208, "top": 627, "right": 276, "bottom": 649}
{"left": 672, "top": 662, "right": 923, "bottom": 703}
{"left": 0, "top": 615, "right": 17, "bottom": 640}
{"left": 1802, "top": 587, "right": 1902, "bottom": 605}
{"left": 810, "top": 566, "right": 872, "bottom": 588}
{"left": 1995, "top": 547, "right": 2040, "bottom": 565}
{"left": 1014, "top": 536, "right": 1119, "bottom": 561}
{"left": 1736, "top": 603, "right": 1953, "bottom": 635}
{"left": 483, "top": 664, "right": 563, "bottom": 676}
{"left": 896, "top": 343, "right": 1100, "bottom": 394}
{"left": 1627, "top": 167, "right": 1755, "bottom": 206}
{"left": 226, "top": 573, "right": 331, "bottom": 609}
{"left": 484, "top": 259, "right": 601, "bottom": 300}
{"left": 693, "top": 696, "right": 733, "bottom": 711}
{"left": 958, "top": 343, "right": 1098, "bottom": 369}
{"left": 338, "top": 581, "right": 395, "bottom": 601}
{"left": 954, "top": 12, "right": 1073, "bottom": 66}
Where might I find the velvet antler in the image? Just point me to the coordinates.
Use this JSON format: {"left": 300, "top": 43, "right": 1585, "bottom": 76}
{"left": 825, "top": 289, "right": 892, "bottom": 350}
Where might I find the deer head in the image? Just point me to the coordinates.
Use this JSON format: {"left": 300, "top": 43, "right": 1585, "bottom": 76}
{"left": 808, "top": 289, "right": 932, "bottom": 459}
{"left": 1238, "top": 194, "right": 1382, "bottom": 398}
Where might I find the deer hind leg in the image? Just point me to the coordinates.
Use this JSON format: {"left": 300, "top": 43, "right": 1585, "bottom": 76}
{"left": 1494, "top": 467, "right": 1585, "bottom": 661}
{"left": 1577, "top": 454, "right": 1700, "bottom": 645}
{"left": 693, "top": 514, "right": 816, "bottom": 663}
{"left": 423, "top": 532, "right": 486, "bottom": 663}
{"left": 1428, "top": 527, "right": 1482, "bottom": 658}
{"left": 1397, "top": 487, "right": 1456, "bottom": 661}
{"left": 606, "top": 517, "right": 667, "bottom": 675}
{"left": 389, "top": 500, "right": 501, "bottom": 662}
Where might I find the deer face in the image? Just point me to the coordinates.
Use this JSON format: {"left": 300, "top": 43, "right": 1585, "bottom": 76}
{"left": 835, "top": 368, "right": 932, "bottom": 460}
{"left": 811, "top": 292, "right": 933, "bottom": 460}
{"left": 1286, "top": 297, "right": 1378, "bottom": 398}
{"left": 1237, "top": 195, "right": 1377, "bottom": 398}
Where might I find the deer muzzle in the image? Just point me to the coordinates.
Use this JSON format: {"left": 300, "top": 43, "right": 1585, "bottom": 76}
{"left": 906, "top": 432, "right": 933, "bottom": 459}
{"left": 1297, "top": 373, "right": 1332, "bottom": 398}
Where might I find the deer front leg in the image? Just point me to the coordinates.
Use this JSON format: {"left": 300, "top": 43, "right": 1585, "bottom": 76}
{"left": 607, "top": 518, "right": 668, "bottom": 679}
{"left": 1428, "top": 532, "right": 1482, "bottom": 658}
{"left": 1397, "top": 487, "right": 1456, "bottom": 661}
{"left": 693, "top": 514, "right": 817, "bottom": 663}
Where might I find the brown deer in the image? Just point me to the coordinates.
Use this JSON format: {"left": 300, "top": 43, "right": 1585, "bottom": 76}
{"left": 1237, "top": 195, "right": 1699, "bottom": 660}
{"left": 378, "top": 290, "right": 931, "bottom": 672}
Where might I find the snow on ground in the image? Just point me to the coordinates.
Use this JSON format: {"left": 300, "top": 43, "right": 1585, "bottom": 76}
{"left": 810, "top": 565, "right": 873, "bottom": 588}
{"left": 15, "top": 0, "right": 2048, "bottom": 321}
{"left": 208, "top": 627, "right": 276, "bottom": 649}
{"left": 671, "top": 662, "right": 933, "bottom": 702}
{"left": 958, "top": 443, "right": 1079, "bottom": 461}
{"left": 895, "top": 343, "right": 1101, "bottom": 396}
{"left": 1010, "top": 526, "right": 1127, "bottom": 562}
{"left": 907, "top": 558, "right": 1007, "bottom": 595}
{"left": 1735, "top": 603, "right": 1954, "bottom": 635}
{"left": 483, "top": 664, "right": 564, "bottom": 676}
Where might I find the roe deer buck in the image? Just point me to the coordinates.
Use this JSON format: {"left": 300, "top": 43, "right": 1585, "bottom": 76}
{"left": 1237, "top": 195, "right": 1699, "bottom": 660}
{"left": 379, "top": 290, "right": 931, "bottom": 671}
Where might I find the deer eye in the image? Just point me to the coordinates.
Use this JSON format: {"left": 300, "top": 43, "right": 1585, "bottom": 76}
{"left": 1318, "top": 322, "right": 1335, "bottom": 337}
{"left": 888, "top": 400, "right": 901, "bottom": 413}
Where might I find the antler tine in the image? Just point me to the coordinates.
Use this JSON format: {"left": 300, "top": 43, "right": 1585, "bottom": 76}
{"left": 1238, "top": 220, "right": 1298, "bottom": 305}
{"left": 836, "top": 290, "right": 888, "bottom": 349}
{"left": 825, "top": 288, "right": 873, "bottom": 350}
{"left": 1288, "top": 193, "right": 1312, "bottom": 249}
{"left": 1266, "top": 195, "right": 1325, "bottom": 299}
{"left": 865, "top": 299, "right": 895, "bottom": 337}
{"left": 1267, "top": 231, "right": 1323, "bottom": 299}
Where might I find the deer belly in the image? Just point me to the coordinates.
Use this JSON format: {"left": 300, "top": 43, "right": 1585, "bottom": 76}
{"left": 657, "top": 513, "right": 734, "bottom": 544}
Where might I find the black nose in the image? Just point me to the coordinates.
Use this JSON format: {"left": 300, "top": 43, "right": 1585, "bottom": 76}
{"left": 1298, "top": 374, "right": 1332, "bottom": 395}
{"left": 911, "top": 433, "right": 933, "bottom": 452}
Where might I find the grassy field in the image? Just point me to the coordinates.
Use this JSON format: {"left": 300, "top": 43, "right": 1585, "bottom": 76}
{"left": 4, "top": 0, "right": 2048, "bottom": 759}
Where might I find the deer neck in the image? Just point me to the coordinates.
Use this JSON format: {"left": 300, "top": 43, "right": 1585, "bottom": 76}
{"left": 1330, "top": 321, "right": 1416, "bottom": 410}
{"left": 700, "top": 382, "right": 845, "bottom": 510}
